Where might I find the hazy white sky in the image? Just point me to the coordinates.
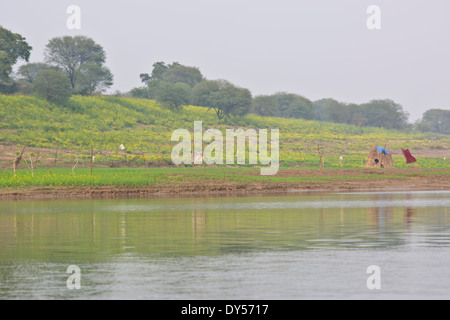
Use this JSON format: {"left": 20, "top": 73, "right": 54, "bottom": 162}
{"left": 1, "top": 0, "right": 449, "bottom": 121}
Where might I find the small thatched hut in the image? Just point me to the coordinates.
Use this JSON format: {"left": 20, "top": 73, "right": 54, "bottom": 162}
{"left": 364, "top": 146, "right": 394, "bottom": 168}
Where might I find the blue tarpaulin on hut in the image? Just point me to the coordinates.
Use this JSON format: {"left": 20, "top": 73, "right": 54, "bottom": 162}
{"left": 377, "top": 146, "right": 390, "bottom": 155}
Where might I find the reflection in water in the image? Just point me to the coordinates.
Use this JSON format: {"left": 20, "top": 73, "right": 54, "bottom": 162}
{"left": 0, "top": 191, "right": 450, "bottom": 299}
{"left": 405, "top": 193, "right": 415, "bottom": 227}
{"left": 1, "top": 191, "right": 450, "bottom": 258}
{"left": 192, "top": 210, "right": 207, "bottom": 244}
{"left": 367, "top": 193, "right": 393, "bottom": 244}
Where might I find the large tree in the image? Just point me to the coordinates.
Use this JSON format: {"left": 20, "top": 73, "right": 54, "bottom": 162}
{"left": 141, "top": 62, "right": 204, "bottom": 97}
{"left": 154, "top": 81, "right": 192, "bottom": 111}
{"left": 416, "top": 109, "right": 450, "bottom": 135}
{"left": 250, "top": 92, "right": 314, "bottom": 120}
{"left": 192, "top": 79, "right": 252, "bottom": 120}
{"left": 44, "top": 35, "right": 106, "bottom": 89}
{"left": 359, "top": 99, "right": 409, "bottom": 130}
{"left": 161, "top": 63, "right": 203, "bottom": 88}
{"left": 274, "top": 92, "right": 315, "bottom": 120}
{"left": 0, "top": 25, "right": 32, "bottom": 92}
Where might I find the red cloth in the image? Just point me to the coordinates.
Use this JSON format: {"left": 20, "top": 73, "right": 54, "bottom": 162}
{"left": 402, "top": 149, "right": 417, "bottom": 164}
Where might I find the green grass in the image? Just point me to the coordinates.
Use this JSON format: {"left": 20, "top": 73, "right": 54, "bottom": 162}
{"left": 1, "top": 166, "right": 449, "bottom": 189}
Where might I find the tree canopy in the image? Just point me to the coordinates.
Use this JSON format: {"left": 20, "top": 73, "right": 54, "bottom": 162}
{"left": 33, "top": 70, "right": 72, "bottom": 105}
{"left": 251, "top": 92, "right": 314, "bottom": 120}
{"left": 192, "top": 79, "right": 252, "bottom": 120}
{"left": 416, "top": 109, "right": 450, "bottom": 135}
{"left": 0, "top": 25, "right": 32, "bottom": 92}
{"left": 142, "top": 62, "right": 204, "bottom": 87}
{"left": 161, "top": 63, "right": 203, "bottom": 88}
{"left": 309, "top": 98, "right": 410, "bottom": 130}
{"left": 2, "top": 30, "right": 446, "bottom": 134}
{"left": 17, "top": 62, "right": 55, "bottom": 83}
{"left": 359, "top": 99, "right": 409, "bottom": 130}
{"left": 44, "top": 35, "right": 106, "bottom": 89}
{"left": 154, "top": 81, "right": 192, "bottom": 111}
{"left": 75, "top": 63, "right": 114, "bottom": 95}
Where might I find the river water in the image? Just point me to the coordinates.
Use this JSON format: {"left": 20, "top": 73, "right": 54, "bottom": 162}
{"left": 0, "top": 191, "right": 449, "bottom": 300}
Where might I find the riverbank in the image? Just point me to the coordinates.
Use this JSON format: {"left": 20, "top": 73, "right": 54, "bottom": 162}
{"left": 1, "top": 167, "right": 449, "bottom": 200}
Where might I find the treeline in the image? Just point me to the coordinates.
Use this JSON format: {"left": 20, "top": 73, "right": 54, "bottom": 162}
{"left": 0, "top": 25, "right": 114, "bottom": 105}
{"left": 129, "top": 61, "right": 449, "bottom": 134}
{"left": 1, "top": 25, "right": 449, "bottom": 135}
{"left": 252, "top": 95, "right": 411, "bottom": 130}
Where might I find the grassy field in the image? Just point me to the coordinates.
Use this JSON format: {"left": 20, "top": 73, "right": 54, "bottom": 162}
{"left": 0, "top": 94, "right": 449, "bottom": 168}
{"left": 0, "top": 94, "right": 449, "bottom": 197}
{"left": 1, "top": 166, "right": 449, "bottom": 191}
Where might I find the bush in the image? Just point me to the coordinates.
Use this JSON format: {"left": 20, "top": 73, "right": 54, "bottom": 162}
{"left": 33, "top": 70, "right": 72, "bottom": 105}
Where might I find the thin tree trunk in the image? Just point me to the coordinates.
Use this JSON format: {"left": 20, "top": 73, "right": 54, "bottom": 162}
{"left": 90, "top": 147, "right": 94, "bottom": 177}
{"left": 72, "top": 155, "right": 79, "bottom": 177}
{"left": 13, "top": 145, "right": 27, "bottom": 177}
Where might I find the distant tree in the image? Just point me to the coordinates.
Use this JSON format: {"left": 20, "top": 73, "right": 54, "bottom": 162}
{"left": 147, "top": 79, "right": 162, "bottom": 99}
{"left": 274, "top": 92, "right": 314, "bottom": 120}
{"left": 33, "top": 70, "right": 72, "bottom": 104}
{"left": 0, "top": 80, "right": 19, "bottom": 94}
{"left": 251, "top": 95, "right": 278, "bottom": 117}
{"left": 192, "top": 79, "right": 252, "bottom": 120}
{"left": 16, "top": 62, "right": 56, "bottom": 95}
{"left": 44, "top": 35, "right": 106, "bottom": 89}
{"left": 416, "top": 109, "right": 450, "bottom": 135}
{"left": 161, "top": 63, "right": 204, "bottom": 88}
{"left": 348, "top": 104, "right": 368, "bottom": 127}
{"left": 139, "top": 62, "right": 171, "bottom": 85}
{"left": 150, "top": 61, "right": 169, "bottom": 81}
{"left": 17, "top": 62, "right": 55, "bottom": 83}
{"left": 313, "top": 98, "right": 348, "bottom": 122}
{"left": 0, "top": 25, "right": 32, "bottom": 93}
{"left": 141, "top": 62, "right": 204, "bottom": 99}
{"left": 360, "top": 99, "right": 409, "bottom": 130}
{"left": 192, "top": 79, "right": 221, "bottom": 106}
{"left": 128, "top": 86, "right": 149, "bottom": 99}
{"left": 75, "top": 63, "right": 113, "bottom": 95}
{"left": 139, "top": 73, "right": 151, "bottom": 84}
{"left": 154, "top": 81, "right": 192, "bottom": 111}
{"left": 216, "top": 83, "right": 252, "bottom": 119}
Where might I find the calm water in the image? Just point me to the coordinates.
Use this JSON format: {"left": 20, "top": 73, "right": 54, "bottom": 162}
{"left": 0, "top": 191, "right": 450, "bottom": 300}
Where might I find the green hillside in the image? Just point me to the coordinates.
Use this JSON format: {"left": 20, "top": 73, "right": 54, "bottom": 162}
{"left": 0, "top": 94, "right": 449, "bottom": 168}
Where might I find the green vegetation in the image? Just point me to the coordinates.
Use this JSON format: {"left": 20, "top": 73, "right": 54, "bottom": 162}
{"left": 44, "top": 35, "right": 107, "bottom": 90}
{"left": 1, "top": 26, "right": 447, "bottom": 133}
{"left": 0, "top": 27, "right": 449, "bottom": 191}
{"left": 312, "top": 98, "right": 409, "bottom": 130}
{"left": 416, "top": 109, "right": 450, "bottom": 135}
{"left": 1, "top": 166, "right": 450, "bottom": 190}
{"left": 32, "top": 70, "right": 72, "bottom": 104}
{"left": 6, "top": 34, "right": 113, "bottom": 97}
{"left": 0, "top": 94, "right": 449, "bottom": 170}
{"left": 0, "top": 25, "right": 32, "bottom": 93}
{"left": 154, "top": 81, "right": 192, "bottom": 111}
{"left": 252, "top": 92, "right": 315, "bottom": 120}
{"left": 192, "top": 79, "right": 253, "bottom": 120}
